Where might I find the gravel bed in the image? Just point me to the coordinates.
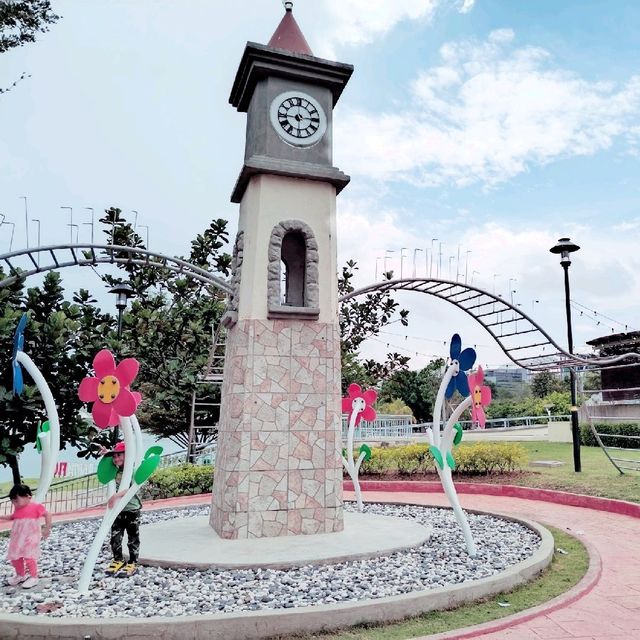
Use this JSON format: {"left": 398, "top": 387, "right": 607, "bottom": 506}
{"left": 0, "top": 502, "right": 541, "bottom": 618}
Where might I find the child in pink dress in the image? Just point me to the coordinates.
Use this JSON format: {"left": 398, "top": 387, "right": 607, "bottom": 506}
{"left": 0, "top": 484, "right": 52, "bottom": 588}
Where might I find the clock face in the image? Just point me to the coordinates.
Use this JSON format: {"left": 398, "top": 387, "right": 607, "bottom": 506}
{"left": 269, "top": 91, "right": 327, "bottom": 147}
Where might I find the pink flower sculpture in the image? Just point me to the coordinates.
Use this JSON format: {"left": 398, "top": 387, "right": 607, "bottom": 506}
{"left": 467, "top": 366, "right": 491, "bottom": 429}
{"left": 342, "top": 383, "right": 377, "bottom": 426}
{"left": 78, "top": 349, "right": 141, "bottom": 429}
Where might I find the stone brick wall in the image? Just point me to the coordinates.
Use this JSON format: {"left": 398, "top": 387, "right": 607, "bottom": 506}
{"left": 210, "top": 318, "right": 343, "bottom": 538}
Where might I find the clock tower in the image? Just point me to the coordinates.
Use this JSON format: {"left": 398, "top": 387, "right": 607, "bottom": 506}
{"left": 210, "top": 3, "right": 353, "bottom": 539}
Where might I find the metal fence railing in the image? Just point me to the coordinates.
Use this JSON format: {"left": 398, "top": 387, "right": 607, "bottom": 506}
{"left": 0, "top": 444, "right": 219, "bottom": 517}
{"left": 341, "top": 415, "right": 414, "bottom": 440}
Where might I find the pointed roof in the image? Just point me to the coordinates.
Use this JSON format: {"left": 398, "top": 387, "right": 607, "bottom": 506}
{"left": 267, "top": 2, "right": 313, "bottom": 56}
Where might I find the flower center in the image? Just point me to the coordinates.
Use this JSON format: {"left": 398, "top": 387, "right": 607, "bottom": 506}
{"left": 98, "top": 376, "right": 120, "bottom": 404}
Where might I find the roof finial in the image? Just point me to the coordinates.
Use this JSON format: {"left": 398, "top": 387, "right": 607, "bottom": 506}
{"left": 283, "top": 1, "right": 293, "bottom": 12}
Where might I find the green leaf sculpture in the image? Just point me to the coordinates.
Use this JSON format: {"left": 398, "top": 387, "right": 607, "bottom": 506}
{"left": 97, "top": 455, "right": 118, "bottom": 485}
{"left": 446, "top": 451, "right": 456, "bottom": 470}
{"left": 134, "top": 449, "right": 162, "bottom": 485}
{"left": 429, "top": 445, "right": 444, "bottom": 470}
{"left": 453, "top": 422, "right": 463, "bottom": 446}
{"left": 144, "top": 445, "right": 163, "bottom": 458}
{"left": 359, "top": 443, "right": 372, "bottom": 461}
{"left": 35, "top": 421, "right": 50, "bottom": 454}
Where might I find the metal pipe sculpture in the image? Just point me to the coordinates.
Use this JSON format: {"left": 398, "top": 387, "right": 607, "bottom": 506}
{"left": 77, "top": 349, "right": 162, "bottom": 593}
{"left": 341, "top": 384, "right": 376, "bottom": 512}
{"left": 426, "top": 334, "right": 492, "bottom": 557}
{"left": 11, "top": 314, "right": 61, "bottom": 503}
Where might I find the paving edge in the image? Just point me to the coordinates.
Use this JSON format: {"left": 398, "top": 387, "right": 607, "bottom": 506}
{"left": 348, "top": 480, "right": 640, "bottom": 518}
{"left": 410, "top": 522, "right": 602, "bottom": 640}
{"left": 0, "top": 508, "right": 554, "bottom": 640}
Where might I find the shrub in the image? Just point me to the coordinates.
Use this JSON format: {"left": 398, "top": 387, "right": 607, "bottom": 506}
{"left": 454, "top": 442, "right": 527, "bottom": 474}
{"left": 140, "top": 463, "right": 214, "bottom": 500}
{"left": 357, "top": 442, "right": 527, "bottom": 476}
{"left": 581, "top": 422, "right": 640, "bottom": 449}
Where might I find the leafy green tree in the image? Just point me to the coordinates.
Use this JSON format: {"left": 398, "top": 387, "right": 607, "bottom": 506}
{"left": 376, "top": 398, "right": 414, "bottom": 417}
{"left": 338, "top": 260, "right": 410, "bottom": 391}
{"left": 0, "top": 271, "right": 113, "bottom": 484}
{"left": 92, "top": 208, "right": 231, "bottom": 449}
{"left": 378, "top": 359, "right": 445, "bottom": 423}
{"left": 1, "top": 0, "right": 60, "bottom": 95}
{"left": 531, "top": 370, "right": 568, "bottom": 397}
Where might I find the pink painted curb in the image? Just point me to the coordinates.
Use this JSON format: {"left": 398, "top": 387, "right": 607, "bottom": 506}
{"left": 409, "top": 524, "right": 602, "bottom": 640}
{"left": 345, "top": 480, "right": 640, "bottom": 518}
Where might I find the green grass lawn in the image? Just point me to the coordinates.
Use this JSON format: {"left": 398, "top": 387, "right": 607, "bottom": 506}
{"left": 274, "top": 527, "right": 588, "bottom": 640}
{"left": 360, "top": 442, "right": 640, "bottom": 503}
{"left": 489, "top": 442, "right": 640, "bottom": 503}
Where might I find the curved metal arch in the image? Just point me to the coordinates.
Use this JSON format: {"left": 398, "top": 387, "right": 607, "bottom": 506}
{"left": 340, "top": 277, "right": 640, "bottom": 371}
{"left": 0, "top": 244, "right": 233, "bottom": 294}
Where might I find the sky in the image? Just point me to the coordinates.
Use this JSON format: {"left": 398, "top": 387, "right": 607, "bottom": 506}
{"left": 1, "top": 0, "right": 640, "bottom": 372}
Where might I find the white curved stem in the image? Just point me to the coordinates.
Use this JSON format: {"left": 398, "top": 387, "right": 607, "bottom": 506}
{"left": 130, "top": 414, "right": 144, "bottom": 467}
{"left": 341, "top": 410, "right": 365, "bottom": 512}
{"left": 438, "top": 464, "right": 476, "bottom": 557}
{"left": 106, "top": 479, "right": 116, "bottom": 501}
{"left": 443, "top": 396, "right": 472, "bottom": 452}
{"left": 432, "top": 364, "right": 456, "bottom": 447}
{"left": 18, "top": 352, "right": 60, "bottom": 503}
{"left": 437, "top": 395, "right": 475, "bottom": 557}
{"left": 77, "top": 482, "right": 140, "bottom": 593}
{"left": 118, "top": 417, "right": 135, "bottom": 492}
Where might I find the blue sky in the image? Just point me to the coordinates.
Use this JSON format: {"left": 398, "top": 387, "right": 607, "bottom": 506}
{"left": 1, "top": 0, "right": 639, "bottom": 370}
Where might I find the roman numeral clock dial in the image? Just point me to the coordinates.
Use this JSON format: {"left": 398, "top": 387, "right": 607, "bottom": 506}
{"left": 270, "top": 91, "right": 327, "bottom": 147}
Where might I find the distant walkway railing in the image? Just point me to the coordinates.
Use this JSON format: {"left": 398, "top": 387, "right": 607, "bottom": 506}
{"left": 0, "top": 443, "right": 218, "bottom": 516}
{"left": 341, "top": 415, "right": 414, "bottom": 440}
{"left": 345, "top": 415, "right": 570, "bottom": 441}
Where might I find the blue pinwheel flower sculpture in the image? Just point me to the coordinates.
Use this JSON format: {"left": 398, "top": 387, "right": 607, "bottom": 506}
{"left": 12, "top": 313, "right": 28, "bottom": 396}
{"left": 445, "top": 333, "right": 476, "bottom": 398}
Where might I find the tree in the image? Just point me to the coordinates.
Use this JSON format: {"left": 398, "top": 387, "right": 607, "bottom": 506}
{"left": 92, "top": 208, "right": 231, "bottom": 449}
{"left": 378, "top": 359, "right": 445, "bottom": 423}
{"left": 1, "top": 0, "right": 60, "bottom": 95}
{"left": 531, "top": 370, "right": 568, "bottom": 397}
{"left": 0, "top": 271, "right": 114, "bottom": 484}
{"left": 338, "top": 260, "right": 410, "bottom": 391}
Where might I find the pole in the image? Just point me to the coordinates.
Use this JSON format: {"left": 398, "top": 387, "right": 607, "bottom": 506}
{"left": 562, "top": 262, "right": 581, "bottom": 472}
{"left": 20, "top": 197, "right": 29, "bottom": 248}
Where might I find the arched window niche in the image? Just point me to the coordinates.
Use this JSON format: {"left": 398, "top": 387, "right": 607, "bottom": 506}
{"left": 267, "top": 220, "right": 320, "bottom": 320}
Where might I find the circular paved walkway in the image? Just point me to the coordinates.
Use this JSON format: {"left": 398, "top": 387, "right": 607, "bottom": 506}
{"left": 346, "top": 490, "right": 640, "bottom": 640}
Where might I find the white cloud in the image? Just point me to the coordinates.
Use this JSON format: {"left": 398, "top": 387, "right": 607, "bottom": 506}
{"left": 336, "top": 201, "right": 640, "bottom": 367}
{"left": 335, "top": 30, "right": 640, "bottom": 187}
{"left": 459, "top": 0, "right": 476, "bottom": 14}
{"left": 318, "top": 0, "right": 440, "bottom": 54}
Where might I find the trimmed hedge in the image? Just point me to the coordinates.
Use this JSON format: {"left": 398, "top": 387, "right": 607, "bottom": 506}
{"left": 359, "top": 442, "right": 527, "bottom": 476}
{"left": 581, "top": 422, "right": 640, "bottom": 449}
{"left": 140, "top": 463, "right": 214, "bottom": 500}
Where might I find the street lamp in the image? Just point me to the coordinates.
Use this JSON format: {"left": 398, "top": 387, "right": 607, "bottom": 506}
{"left": 430, "top": 238, "right": 438, "bottom": 277}
{"left": 413, "top": 248, "right": 423, "bottom": 277}
{"left": 400, "top": 247, "right": 408, "bottom": 278}
{"left": 375, "top": 257, "right": 382, "bottom": 281}
{"left": 109, "top": 283, "right": 135, "bottom": 339}
{"left": 550, "top": 237, "right": 581, "bottom": 472}
{"left": 384, "top": 249, "right": 395, "bottom": 274}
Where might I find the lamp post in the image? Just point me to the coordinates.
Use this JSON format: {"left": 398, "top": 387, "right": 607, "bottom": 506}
{"left": 550, "top": 237, "right": 581, "bottom": 472}
{"left": 109, "top": 283, "right": 135, "bottom": 339}
{"left": 430, "top": 238, "right": 438, "bottom": 277}
{"left": 375, "top": 257, "right": 382, "bottom": 281}
{"left": 413, "top": 248, "right": 423, "bottom": 277}
{"left": 109, "top": 283, "right": 135, "bottom": 445}
{"left": 400, "top": 247, "right": 408, "bottom": 279}
{"left": 384, "top": 249, "right": 395, "bottom": 274}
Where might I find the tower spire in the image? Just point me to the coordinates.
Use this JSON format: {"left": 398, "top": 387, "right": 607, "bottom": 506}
{"left": 267, "top": 1, "right": 313, "bottom": 56}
